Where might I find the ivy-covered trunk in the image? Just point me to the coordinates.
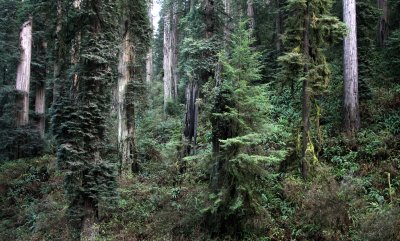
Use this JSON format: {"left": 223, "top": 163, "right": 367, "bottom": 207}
{"left": 301, "top": 1, "right": 311, "bottom": 180}
{"left": 53, "top": 1, "right": 119, "bottom": 239}
{"left": 15, "top": 17, "right": 32, "bottom": 127}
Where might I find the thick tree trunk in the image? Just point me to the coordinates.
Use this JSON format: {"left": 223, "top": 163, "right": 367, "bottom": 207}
{"left": 343, "top": 0, "right": 360, "bottom": 135}
{"left": 171, "top": 3, "right": 179, "bottom": 99}
{"left": 301, "top": 1, "right": 311, "bottom": 180}
{"left": 118, "top": 23, "right": 135, "bottom": 175}
{"left": 163, "top": 3, "right": 178, "bottom": 110}
{"left": 146, "top": 0, "right": 153, "bottom": 84}
{"left": 35, "top": 41, "right": 47, "bottom": 137}
{"left": 183, "top": 81, "right": 198, "bottom": 155}
{"left": 163, "top": 9, "right": 172, "bottom": 108}
{"left": 377, "top": 0, "right": 389, "bottom": 46}
{"left": 16, "top": 17, "right": 33, "bottom": 127}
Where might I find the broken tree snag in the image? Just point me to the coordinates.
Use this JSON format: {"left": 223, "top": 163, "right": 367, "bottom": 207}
{"left": 16, "top": 17, "right": 33, "bottom": 127}
{"left": 184, "top": 80, "right": 199, "bottom": 155}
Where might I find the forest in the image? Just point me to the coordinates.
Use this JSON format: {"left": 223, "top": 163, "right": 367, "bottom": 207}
{"left": 0, "top": 0, "right": 399, "bottom": 240}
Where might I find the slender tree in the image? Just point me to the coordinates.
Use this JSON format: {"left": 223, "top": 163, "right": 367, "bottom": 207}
{"left": 279, "top": 0, "right": 346, "bottom": 179}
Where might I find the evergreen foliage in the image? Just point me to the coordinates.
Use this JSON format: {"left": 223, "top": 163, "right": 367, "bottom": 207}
{"left": 278, "top": 0, "right": 346, "bottom": 177}
{"left": 207, "top": 21, "right": 287, "bottom": 237}
{"left": 1, "top": 0, "right": 400, "bottom": 240}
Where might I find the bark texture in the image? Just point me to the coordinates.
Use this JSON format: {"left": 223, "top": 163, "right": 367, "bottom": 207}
{"left": 35, "top": 41, "right": 47, "bottom": 137}
{"left": 118, "top": 22, "right": 136, "bottom": 175}
{"left": 184, "top": 81, "right": 199, "bottom": 155}
{"left": 163, "top": 2, "right": 178, "bottom": 109}
{"left": 247, "top": 0, "right": 255, "bottom": 34}
{"left": 35, "top": 81, "right": 46, "bottom": 137}
{"left": 71, "top": 0, "right": 82, "bottom": 94}
{"left": 16, "top": 17, "right": 33, "bottom": 127}
{"left": 343, "top": 0, "right": 360, "bottom": 135}
{"left": 301, "top": 2, "right": 311, "bottom": 180}
{"left": 146, "top": 0, "right": 153, "bottom": 84}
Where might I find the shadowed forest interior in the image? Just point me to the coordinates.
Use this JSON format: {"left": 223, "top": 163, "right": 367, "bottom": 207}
{"left": 0, "top": 0, "right": 400, "bottom": 240}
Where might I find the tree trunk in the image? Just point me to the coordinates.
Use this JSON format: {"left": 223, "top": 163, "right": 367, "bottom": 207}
{"left": 163, "top": 3, "right": 178, "bottom": 110}
{"left": 275, "top": 0, "right": 283, "bottom": 52}
{"left": 377, "top": 0, "right": 389, "bottom": 46}
{"left": 163, "top": 8, "right": 172, "bottom": 109}
{"left": 205, "top": 0, "right": 215, "bottom": 39}
{"left": 35, "top": 41, "right": 47, "bottom": 138}
{"left": 16, "top": 17, "right": 33, "bottom": 127}
{"left": 183, "top": 80, "right": 198, "bottom": 155}
{"left": 118, "top": 21, "right": 135, "bottom": 175}
{"left": 146, "top": 0, "right": 153, "bottom": 84}
{"left": 343, "top": 0, "right": 360, "bottom": 135}
{"left": 301, "top": 1, "right": 310, "bottom": 180}
{"left": 247, "top": 0, "right": 255, "bottom": 35}
{"left": 52, "top": 0, "right": 62, "bottom": 105}
{"left": 71, "top": 0, "right": 81, "bottom": 94}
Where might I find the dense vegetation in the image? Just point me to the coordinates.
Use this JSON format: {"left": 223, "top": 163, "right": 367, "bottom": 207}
{"left": 0, "top": 0, "right": 399, "bottom": 240}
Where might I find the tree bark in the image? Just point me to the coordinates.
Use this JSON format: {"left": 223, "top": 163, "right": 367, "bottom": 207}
{"left": 118, "top": 21, "right": 135, "bottom": 175}
{"left": 343, "top": 0, "right": 360, "bottom": 135}
{"left": 71, "top": 0, "right": 82, "bottom": 94}
{"left": 247, "top": 0, "right": 255, "bottom": 35}
{"left": 183, "top": 80, "right": 198, "bottom": 155}
{"left": 146, "top": 0, "right": 153, "bottom": 84}
{"left": 301, "top": 1, "right": 310, "bottom": 180}
{"left": 16, "top": 17, "right": 33, "bottom": 127}
{"left": 163, "top": 2, "right": 178, "bottom": 110}
{"left": 377, "top": 0, "right": 389, "bottom": 46}
{"left": 275, "top": 0, "right": 283, "bottom": 52}
{"left": 35, "top": 41, "right": 47, "bottom": 137}
{"left": 52, "top": 0, "right": 62, "bottom": 105}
